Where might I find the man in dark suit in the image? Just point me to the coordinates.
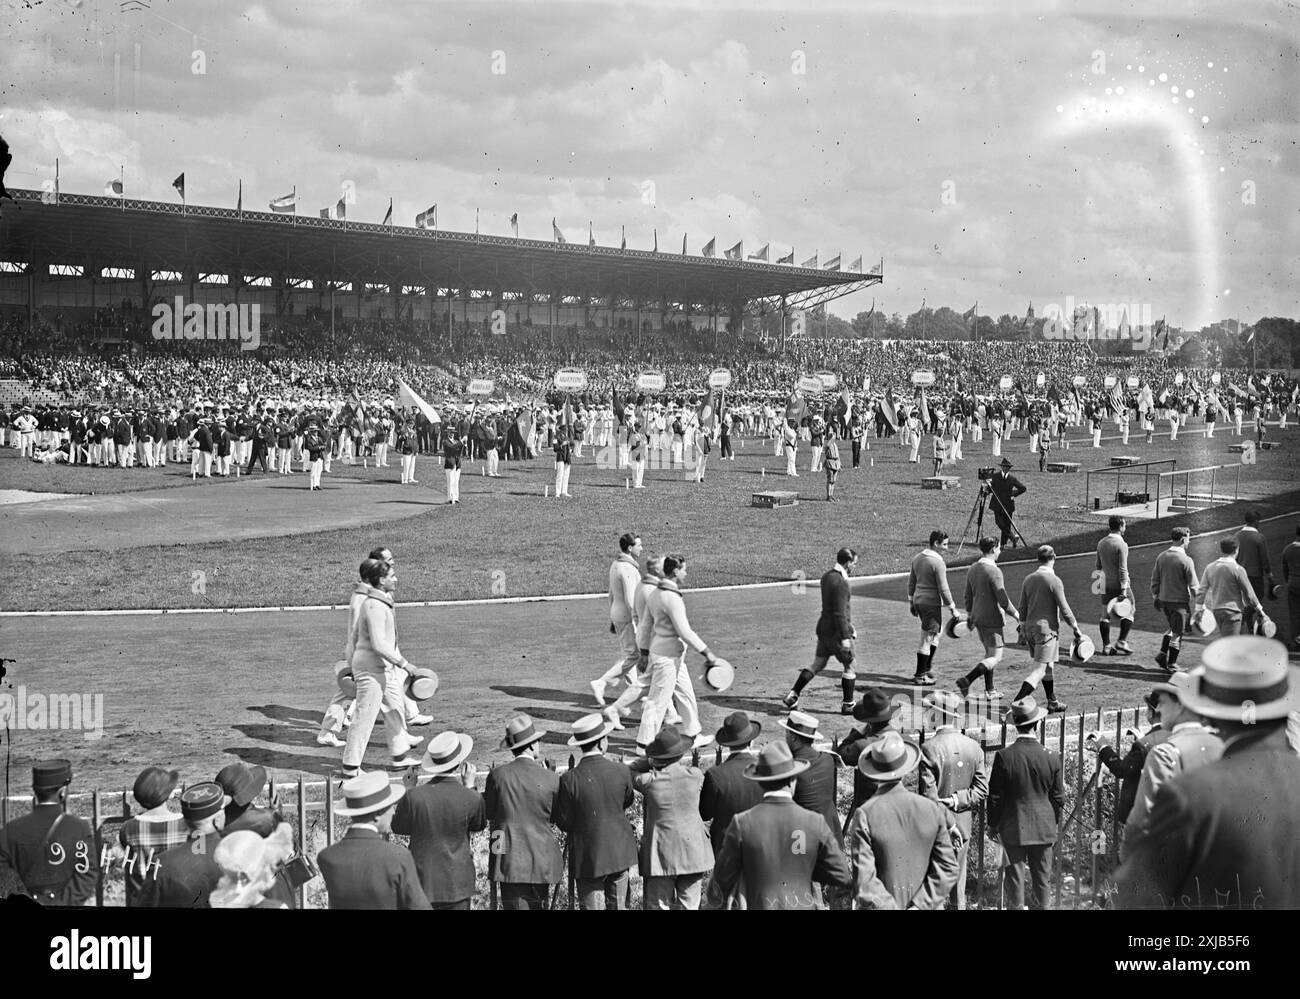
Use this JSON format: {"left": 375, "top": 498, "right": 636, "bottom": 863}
{"left": 919, "top": 691, "right": 988, "bottom": 909}
{"left": 782, "top": 547, "right": 859, "bottom": 714}
{"left": 484, "top": 715, "right": 563, "bottom": 910}
{"left": 1118, "top": 636, "right": 1300, "bottom": 909}
{"left": 391, "top": 731, "right": 486, "bottom": 909}
{"left": 318, "top": 772, "right": 430, "bottom": 910}
{"left": 846, "top": 732, "right": 959, "bottom": 909}
{"left": 836, "top": 688, "right": 902, "bottom": 820}
{"left": 781, "top": 711, "right": 841, "bottom": 840}
{"left": 1235, "top": 511, "right": 1276, "bottom": 635}
{"left": 0, "top": 760, "right": 97, "bottom": 906}
{"left": 553, "top": 714, "right": 638, "bottom": 909}
{"left": 987, "top": 697, "right": 1064, "bottom": 909}
{"left": 699, "top": 712, "right": 764, "bottom": 856}
{"left": 137, "top": 783, "right": 227, "bottom": 908}
{"left": 712, "top": 742, "right": 852, "bottom": 909}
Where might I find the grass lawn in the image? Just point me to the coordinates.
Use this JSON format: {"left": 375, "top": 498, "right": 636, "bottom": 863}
{"left": 1, "top": 421, "right": 1296, "bottom": 611}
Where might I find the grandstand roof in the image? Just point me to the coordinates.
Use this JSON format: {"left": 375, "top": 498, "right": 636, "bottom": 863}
{"left": 1, "top": 189, "right": 881, "bottom": 311}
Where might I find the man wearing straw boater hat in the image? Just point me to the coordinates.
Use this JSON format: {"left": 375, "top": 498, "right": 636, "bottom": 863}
{"left": 553, "top": 714, "right": 638, "bottom": 909}
{"left": 391, "top": 731, "right": 485, "bottom": 909}
{"left": 484, "top": 714, "right": 563, "bottom": 910}
{"left": 711, "top": 741, "right": 852, "bottom": 910}
{"left": 318, "top": 772, "right": 430, "bottom": 910}
{"left": 627, "top": 725, "right": 714, "bottom": 909}
{"left": 699, "top": 712, "right": 765, "bottom": 857}
{"left": 0, "top": 760, "right": 97, "bottom": 906}
{"left": 845, "top": 731, "right": 959, "bottom": 909}
{"left": 987, "top": 697, "right": 1064, "bottom": 910}
{"left": 919, "top": 690, "right": 989, "bottom": 909}
{"left": 1117, "top": 636, "right": 1300, "bottom": 908}
{"left": 1119, "top": 670, "right": 1223, "bottom": 858}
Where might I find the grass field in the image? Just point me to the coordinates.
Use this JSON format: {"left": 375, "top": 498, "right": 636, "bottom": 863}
{"left": 1, "top": 419, "right": 1294, "bottom": 611}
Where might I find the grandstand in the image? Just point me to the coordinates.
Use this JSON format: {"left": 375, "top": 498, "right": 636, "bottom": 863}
{"left": 0, "top": 188, "right": 882, "bottom": 345}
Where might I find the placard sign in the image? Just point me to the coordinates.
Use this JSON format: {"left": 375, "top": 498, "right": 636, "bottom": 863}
{"left": 1174, "top": 372, "right": 1185, "bottom": 386}
{"left": 554, "top": 369, "right": 588, "bottom": 391}
{"left": 1210, "top": 372, "right": 1221, "bottom": 385}
{"left": 797, "top": 374, "right": 825, "bottom": 393}
{"left": 1035, "top": 372, "right": 1046, "bottom": 387}
{"left": 814, "top": 370, "right": 839, "bottom": 390}
{"left": 999, "top": 375, "right": 1013, "bottom": 391}
{"left": 1126, "top": 376, "right": 1140, "bottom": 388}
{"left": 1072, "top": 375, "right": 1087, "bottom": 387}
{"left": 1104, "top": 376, "right": 1117, "bottom": 389}
{"left": 636, "top": 370, "right": 666, "bottom": 393}
{"left": 911, "top": 370, "right": 936, "bottom": 388}
{"left": 708, "top": 368, "right": 732, "bottom": 390}
{"left": 468, "top": 378, "right": 495, "bottom": 396}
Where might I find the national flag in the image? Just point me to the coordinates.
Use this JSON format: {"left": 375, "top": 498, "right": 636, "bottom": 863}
{"left": 106, "top": 178, "right": 124, "bottom": 197}
{"left": 962, "top": 303, "right": 977, "bottom": 321}
{"left": 823, "top": 254, "right": 841, "bottom": 270}
{"left": 697, "top": 391, "right": 716, "bottom": 431}
{"left": 589, "top": 222, "right": 596, "bottom": 247}
{"left": 1157, "top": 387, "right": 1169, "bottom": 406}
{"left": 396, "top": 377, "right": 441, "bottom": 424}
{"left": 848, "top": 256, "right": 862, "bottom": 272}
{"left": 510, "top": 212, "right": 519, "bottom": 237}
{"left": 836, "top": 387, "right": 853, "bottom": 421}
{"left": 1107, "top": 381, "right": 1125, "bottom": 416}
{"left": 1154, "top": 317, "right": 1168, "bottom": 350}
{"left": 172, "top": 173, "right": 185, "bottom": 199}
{"left": 682, "top": 233, "right": 688, "bottom": 255}
{"left": 320, "top": 208, "right": 331, "bottom": 219}
{"left": 1014, "top": 380, "right": 1030, "bottom": 414}
{"left": 784, "top": 389, "right": 806, "bottom": 425}
{"left": 1245, "top": 325, "right": 1256, "bottom": 345}
{"left": 748, "top": 244, "right": 770, "bottom": 262}
{"left": 1047, "top": 384, "right": 1061, "bottom": 408}
{"left": 416, "top": 204, "right": 437, "bottom": 229}
{"left": 777, "top": 248, "right": 795, "bottom": 264}
{"left": 269, "top": 189, "right": 296, "bottom": 213}
{"left": 879, "top": 387, "right": 899, "bottom": 432}
{"left": 800, "top": 251, "right": 818, "bottom": 268}
{"left": 382, "top": 199, "right": 393, "bottom": 227}
{"left": 724, "top": 240, "right": 743, "bottom": 261}
{"left": 653, "top": 229, "right": 658, "bottom": 252}
{"left": 620, "top": 226, "right": 626, "bottom": 250}
{"left": 918, "top": 387, "right": 931, "bottom": 429}
{"left": 1138, "top": 382, "right": 1154, "bottom": 412}
{"left": 611, "top": 387, "right": 628, "bottom": 426}
{"left": 702, "top": 238, "right": 716, "bottom": 258}
{"left": 236, "top": 179, "right": 242, "bottom": 213}
{"left": 552, "top": 218, "right": 566, "bottom": 244}
{"left": 336, "top": 197, "right": 346, "bottom": 221}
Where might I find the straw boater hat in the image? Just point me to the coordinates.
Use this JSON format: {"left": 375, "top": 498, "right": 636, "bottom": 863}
{"left": 778, "top": 710, "right": 822, "bottom": 741}
{"left": 857, "top": 731, "right": 922, "bottom": 782}
{"left": 1106, "top": 595, "right": 1135, "bottom": 621}
{"left": 944, "top": 611, "right": 973, "bottom": 640}
{"left": 405, "top": 667, "right": 440, "bottom": 701}
{"left": 1175, "top": 636, "right": 1298, "bottom": 721}
{"left": 742, "top": 741, "right": 810, "bottom": 783}
{"left": 333, "top": 772, "right": 405, "bottom": 816}
{"left": 567, "top": 713, "right": 616, "bottom": 748}
{"left": 1004, "top": 696, "right": 1048, "bottom": 727}
{"left": 334, "top": 660, "right": 356, "bottom": 698}
{"left": 1071, "top": 632, "right": 1097, "bottom": 663}
{"left": 420, "top": 731, "right": 473, "bottom": 775}
{"left": 1193, "top": 606, "right": 1218, "bottom": 637}
{"left": 499, "top": 714, "right": 546, "bottom": 751}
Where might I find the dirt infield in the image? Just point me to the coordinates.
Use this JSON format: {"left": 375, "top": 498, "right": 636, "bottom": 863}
{"left": 2, "top": 514, "right": 1295, "bottom": 789}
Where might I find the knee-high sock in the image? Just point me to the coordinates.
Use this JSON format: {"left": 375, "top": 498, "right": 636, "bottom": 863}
{"left": 790, "top": 668, "right": 816, "bottom": 696}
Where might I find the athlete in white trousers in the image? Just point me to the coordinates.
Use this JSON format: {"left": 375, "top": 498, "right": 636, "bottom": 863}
{"left": 591, "top": 536, "right": 644, "bottom": 707}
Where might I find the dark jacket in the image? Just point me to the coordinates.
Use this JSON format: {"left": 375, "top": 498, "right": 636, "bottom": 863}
{"left": 317, "top": 827, "right": 431, "bottom": 910}
{"left": 816, "top": 568, "right": 853, "bottom": 642}
{"left": 390, "top": 777, "right": 486, "bottom": 904}
{"left": 1117, "top": 726, "right": 1300, "bottom": 910}
{"left": 987, "top": 736, "right": 1064, "bottom": 846}
{"left": 553, "top": 754, "right": 637, "bottom": 879}
{"left": 790, "top": 742, "right": 842, "bottom": 846}
{"left": 136, "top": 831, "right": 223, "bottom": 908}
{"left": 483, "top": 757, "right": 563, "bottom": 884}
{"left": 699, "top": 751, "right": 765, "bottom": 855}
{"left": 1099, "top": 726, "right": 1168, "bottom": 823}
{"left": 0, "top": 804, "right": 97, "bottom": 906}
{"left": 712, "top": 795, "right": 852, "bottom": 910}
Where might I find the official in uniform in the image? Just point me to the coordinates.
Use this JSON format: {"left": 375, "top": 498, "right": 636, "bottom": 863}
{"left": 0, "top": 760, "right": 97, "bottom": 906}
{"left": 783, "top": 547, "right": 859, "bottom": 714}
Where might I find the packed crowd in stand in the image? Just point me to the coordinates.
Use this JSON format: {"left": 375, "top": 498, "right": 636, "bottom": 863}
{"left": 3, "top": 521, "right": 1298, "bottom": 911}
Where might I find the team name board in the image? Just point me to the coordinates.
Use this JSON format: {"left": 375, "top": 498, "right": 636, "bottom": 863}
{"left": 708, "top": 368, "right": 732, "bottom": 390}
{"left": 911, "top": 370, "right": 935, "bottom": 388}
{"left": 814, "top": 370, "right": 838, "bottom": 390}
{"left": 1104, "top": 376, "right": 1117, "bottom": 388}
{"left": 797, "top": 375, "right": 825, "bottom": 393}
{"left": 1035, "top": 372, "right": 1046, "bottom": 387}
{"left": 1073, "top": 375, "right": 1087, "bottom": 387}
{"left": 468, "top": 378, "right": 495, "bottom": 396}
{"left": 637, "top": 371, "right": 666, "bottom": 392}
{"left": 999, "top": 375, "right": 1014, "bottom": 391}
{"left": 1210, "top": 372, "right": 1222, "bottom": 385}
{"left": 1126, "top": 376, "right": 1140, "bottom": 388}
{"left": 1175, "top": 373, "right": 1185, "bottom": 386}
{"left": 554, "top": 369, "right": 588, "bottom": 391}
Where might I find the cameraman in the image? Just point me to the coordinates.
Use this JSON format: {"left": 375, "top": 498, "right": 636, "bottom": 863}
{"left": 988, "top": 457, "right": 1026, "bottom": 548}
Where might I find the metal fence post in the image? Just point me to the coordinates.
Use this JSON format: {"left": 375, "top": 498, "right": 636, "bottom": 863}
{"left": 296, "top": 775, "right": 307, "bottom": 910}
{"left": 1074, "top": 714, "right": 1084, "bottom": 909}
{"left": 92, "top": 790, "right": 103, "bottom": 907}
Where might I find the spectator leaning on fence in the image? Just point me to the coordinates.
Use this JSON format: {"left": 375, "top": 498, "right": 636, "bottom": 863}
{"left": 115, "top": 765, "right": 187, "bottom": 907}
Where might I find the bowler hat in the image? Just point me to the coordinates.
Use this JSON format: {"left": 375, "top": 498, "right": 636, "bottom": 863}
{"left": 180, "top": 781, "right": 226, "bottom": 821}
{"left": 214, "top": 763, "right": 267, "bottom": 807}
{"left": 714, "top": 711, "right": 761, "bottom": 748}
{"left": 32, "top": 759, "right": 73, "bottom": 792}
{"left": 333, "top": 772, "right": 405, "bottom": 816}
{"left": 133, "top": 766, "right": 180, "bottom": 809}
{"left": 852, "top": 688, "right": 898, "bottom": 724}
{"left": 857, "top": 731, "right": 922, "bottom": 781}
{"left": 1176, "top": 636, "right": 1298, "bottom": 721}
{"left": 742, "top": 741, "right": 810, "bottom": 783}
{"left": 499, "top": 714, "right": 546, "bottom": 751}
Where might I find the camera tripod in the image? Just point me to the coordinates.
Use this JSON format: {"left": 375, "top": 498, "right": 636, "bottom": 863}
{"left": 954, "top": 484, "right": 1029, "bottom": 558}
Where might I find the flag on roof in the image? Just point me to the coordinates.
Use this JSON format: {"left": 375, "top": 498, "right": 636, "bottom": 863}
{"left": 823, "top": 254, "right": 841, "bottom": 270}
{"left": 172, "top": 173, "right": 185, "bottom": 199}
{"left": 777, "top": 248, "right": 795, "bottom": 264}
{"left": 269, "top": 189, "right": 295, "bottom": 213}
{"left": 416, "top": 204, "right": 437, "bottom": 229}
{"left": 702, "top": 237, "right": 716, "bottom": 258}
{"left": 589, "top": 222, "right": 596, "bottom": 247}
{"left": 382, "top": 199, "right": 393, "bottom": 227}
{"left": 724, "top": 240, "right": 743, "bottom": 260}
{"left": 748, "top": 244, "right": 770, "bottom": 262}
{"left": 801, "top": 251, "right": 818, "bottom": 268}
{"left": 106, "top": 178, "right": 123, "bottom": 197}
{"left": 848, "top": 256, "right": 862, "bottom": 272}
{"left": 552, "top": 218, "right": 566, "bottom": 244}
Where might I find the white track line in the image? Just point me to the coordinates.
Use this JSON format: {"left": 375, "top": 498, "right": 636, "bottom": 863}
{"left": 3, "top": 511, "right": 1295, "bottom": 619}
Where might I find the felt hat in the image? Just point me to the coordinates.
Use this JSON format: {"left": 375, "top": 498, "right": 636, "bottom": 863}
{"left": 645, "top": 725, "right": 692, "bottom": 763}
{"left": 853, "top": 688, "right": 899, "bottom": 724}
{"left": 857, "top": 731, "right": 922, "bottom": 781}
{"left": 1005, "top": 696, "right": 1047, "bottom": 727}
{"left": 499, "top": 714, "right": 546, "bottom": 751}
{"left": 215, "top": 763, "right": 267, "bottom": 807}
{"left": 133, "top": 766, "right": 180, "bottom": 809}
{"left": 742, "top": 741, "right": 810, "bottom": 783}
{"left": 714, "top": 711, "right": 762, "bottom": 748}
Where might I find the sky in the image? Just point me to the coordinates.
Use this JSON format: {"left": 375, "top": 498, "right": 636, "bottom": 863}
{"left": 4, "top": 0, "right": 1298, "bottom": 328}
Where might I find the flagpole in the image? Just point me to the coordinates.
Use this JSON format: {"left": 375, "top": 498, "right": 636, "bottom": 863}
{"left": 55, "top": 157, "right": 59, "bottom": 204}
{"left": 120, "top": 165, "right": 124, "bottom": 211}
